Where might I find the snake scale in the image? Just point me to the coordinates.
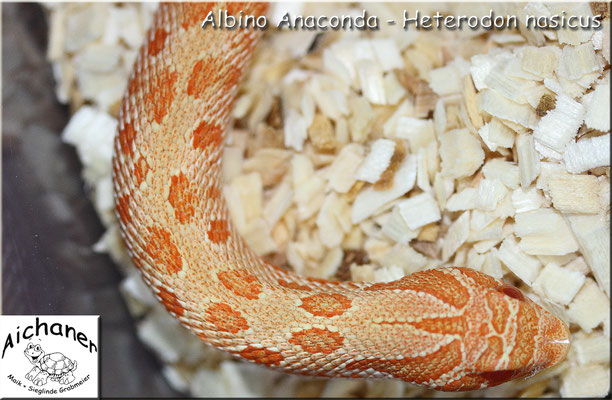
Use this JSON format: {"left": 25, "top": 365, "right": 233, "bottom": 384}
{"left": 111, "top": 2, "right": 570, "bottom": 391}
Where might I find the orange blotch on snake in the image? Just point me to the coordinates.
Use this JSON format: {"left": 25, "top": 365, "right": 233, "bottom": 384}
{"left": 299, "top": 293, "right": 352, "bottom": 318}
{"left": 192, "top": 120, "right": 223, "bottom": 151}
{"left": 239, "top": 345, "right": 284, "bottom": 366}
{"left": 277, "top": 279, "right": 311, "bottom": 291}
{"left": 218, "top": 269, "right": 262, "bottom": 300}
{"left": 168, "top": 171, "right": 196, "bottom": 224}
{"left": 204, "top": 185, "right": 221, "bottom": 200}
{"left": 207, "top": 219, "right": 230, "bottom": 244}
{"left": 289, "top": 327, "right": 344, "bottom": 355}
{"left": 146, "top": 226, "right": 183, "bottom": 274}
{"left": 179, "top": 3, "right": 215, "bottom": 30}
{"left": 457, "top": 267, "right": 500, "bottom": 289}
{"left": 157, "top": 286, "right": 185, "bottom": 317}
{"left": 133, "top": 155, "right": 150, "bottom": 187}
{"left": 508, "top": 304, "right": 537, "bottom": 366}
{"left": 145, "top": 68, "right": 178, "bottom": 124}
{"left": 205, "top": 302, "right": 249, "bottom": 334}
{"left": 486, "top": 290, "right": 511, "bottom": 334}
{"left": 365, "top": 269, "right": 470, "bottom": 309}
{"left": 187, "top": 58, "right": 216, "bottom": 98}
{"left": 116, "top": 194, "right": 131, "bottom": 225}
{"left": 345, "top": 339, "right": 463, "bottom": 384}
{"left": 408, "top": 315, "right": 467, "bottom": 335}
{"left": 118, "top": 120, "right": 137, "bottom": 158}
{"left": 148, "top": 28, "right": 169, "bottom": 57}
{"left": 475, "top": 336, "right": 504, "bottom": 372}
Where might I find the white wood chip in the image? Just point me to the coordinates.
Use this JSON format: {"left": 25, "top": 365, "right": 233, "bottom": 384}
{"left": 440, "top": 129, "right": 485, "bottom": 179}
{"left": 479, "top": 89, "right": 538, "bottom": 129}
{"left": 61, "top": 105, "right": 117, "bottom": 182}
{"left": 497, "top": 235, "right": 541, "bottom": 286}
{"left": 482, "top": 158, "right": 520, "bottom": 189}
{"left": 381, "top": 244, "right": 428, "bottom": 275}
{"left": 383, "top": 73, "right": 406, "bottom": 105}
{"left": 470, "top": 54, "right": 497, "bottom": 90}
{"left": 263, "top": 180, "right": 293, "bottom": 228}
{"left": 350, "top": 263, "right": 376, "bottom": 282}
{"left": 328, "top": 143, "right": 364, "bottom": 193}
{"left": 476, "top": 178, "right": 509, "bottom": 211}
{"left": 371, "top": 39, "right": 404, "bottom": 72}
{"left": 573, "top": 331, "right": 610, "bottom": 365}
{"left": 532, "top": 262, "right": 585, "bottom": 305}
{"left": 222, "top": 147, "right": 243, "bottom": 183}
{"left": 514, "top": 208, "right": 579, "bottom": 255}
{"left": 564, "top": 213, "right": 610, "bottom": 296}
{"left": 358, "top": 60, "right": 386, "bottom": 105}
{"left": 484, "top": 66, "right": 536, "bottom": 104}
{"left": 511, "top": 187, "right": 545, "bottom": 213}
{"left": 283, "top": 108, "right": 308, "bottom": 151}
{"left": 558, "top": 42, "right": 602, "bottom": 80}
{"left": 469, "top": 52, "right": 511, "bottom": 90}
{"left": 516, "top": 134, "right": 541, "bottom": 188}
{"left": 316, "top": 193, "right": 345, "bottom": 249}
{"left": 355, "top": 139, "right": 396, "bottom": 183}
{"left": 563, "top": 133, "right": 610, "bottom": 173}
{"left": 583, "top": 80, "right": 610, "bottom": 132}
{"left": 429, "top": 58, "right": 470, "bottom": 96}
{"left": 397, "top": 192, "right": 441, "bottom": 230}
{"left": 533, "top": 94, "right": 585, "bottom": 154}
{"left": 230, "top": 173, "right": 263, "bottom": 224}
{"left": 373, "top": 264, "right": 406, "bottom": 283}
{"left": 381, "top": 206, "right": 419, "bottom": 245}
{"left": 442, "top": 211, "right": 470, "bottom": 261}
{"left": 446, "top": 188, "right": 477, "bottom": 211}
{"left": 560, "top": 364, "right": 610, "bottom": 398}
{"left": 478, "top": 118, "right": 515, "bottom": 152}
{"left": 482, "top": 249, "right": 503, "bottom": 279}
{"left": 311, "top": 248, "right": 343, "bottom": 279}
{"left": 243, "top": 218, "right": 277, "bottom": 255}
{"left": 469, "top": 217, "right": 504, "bottom": 242}
{"left": 352, "top": 155, "right": 417, "bottom": 223}
{"left": 548, "top": 173, "right": 602, "bottom": 214}
{"left": 567, "top": 278, "right": 610, "bottom": 332}
{"left": 393, "top": 117, "right": 435, "bottom": 150}
{"left": 519, "top": 46, "right": 559, "bottom": 79}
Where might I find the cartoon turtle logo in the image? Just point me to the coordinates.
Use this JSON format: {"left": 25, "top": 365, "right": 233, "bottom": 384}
{"left": 23, "top": 342, "right": 78, "bottom": 386}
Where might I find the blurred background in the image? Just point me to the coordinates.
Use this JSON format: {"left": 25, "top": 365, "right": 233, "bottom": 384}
{"left": 1, "top": 3, "right": 181, "bottom": 396}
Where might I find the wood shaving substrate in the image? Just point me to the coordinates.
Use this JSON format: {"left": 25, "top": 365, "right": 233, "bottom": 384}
{"left": 46, "top": 2, "right": 610, "bottom": 398}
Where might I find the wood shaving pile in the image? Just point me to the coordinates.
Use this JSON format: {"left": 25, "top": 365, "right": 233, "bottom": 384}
{"left": 46, "top": 2, "right": 610, "bottom": 397}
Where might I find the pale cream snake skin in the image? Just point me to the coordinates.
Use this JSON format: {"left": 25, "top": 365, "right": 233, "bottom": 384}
{"left": 111, "top": 2, "right": 570, "bottom": 391}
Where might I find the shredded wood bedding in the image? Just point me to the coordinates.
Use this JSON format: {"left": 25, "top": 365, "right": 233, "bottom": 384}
{"left": 46, "top": 2, "right": 609, "bottom": 397}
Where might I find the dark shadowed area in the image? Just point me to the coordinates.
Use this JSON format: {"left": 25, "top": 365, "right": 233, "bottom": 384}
{"left": 2, "top": 3, "right": 182, "bottom": 397}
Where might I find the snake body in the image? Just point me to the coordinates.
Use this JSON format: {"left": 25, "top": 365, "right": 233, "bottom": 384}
{"left": 112, "top": 2, "right": 570, "bottom": 391}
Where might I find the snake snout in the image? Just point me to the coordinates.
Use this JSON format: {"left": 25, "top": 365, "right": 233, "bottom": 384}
{"left": 537, "top": 309, "right": 571, "bottom": 370}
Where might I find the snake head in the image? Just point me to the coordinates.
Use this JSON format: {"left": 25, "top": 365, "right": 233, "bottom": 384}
{"left": 458, "top": 270, "right": 571, "bottom": 390}
{"left": 431, "top": 268, "right": 570, "bottom": 391}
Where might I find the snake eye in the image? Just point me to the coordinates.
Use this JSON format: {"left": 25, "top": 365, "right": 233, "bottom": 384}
{"left": 497, "top": 284, "right": 524, "bottom": 301}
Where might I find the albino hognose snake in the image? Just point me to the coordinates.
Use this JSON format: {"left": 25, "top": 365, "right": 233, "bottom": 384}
{"left": 111, "top": 2, "right": 570, "bottom": 391}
